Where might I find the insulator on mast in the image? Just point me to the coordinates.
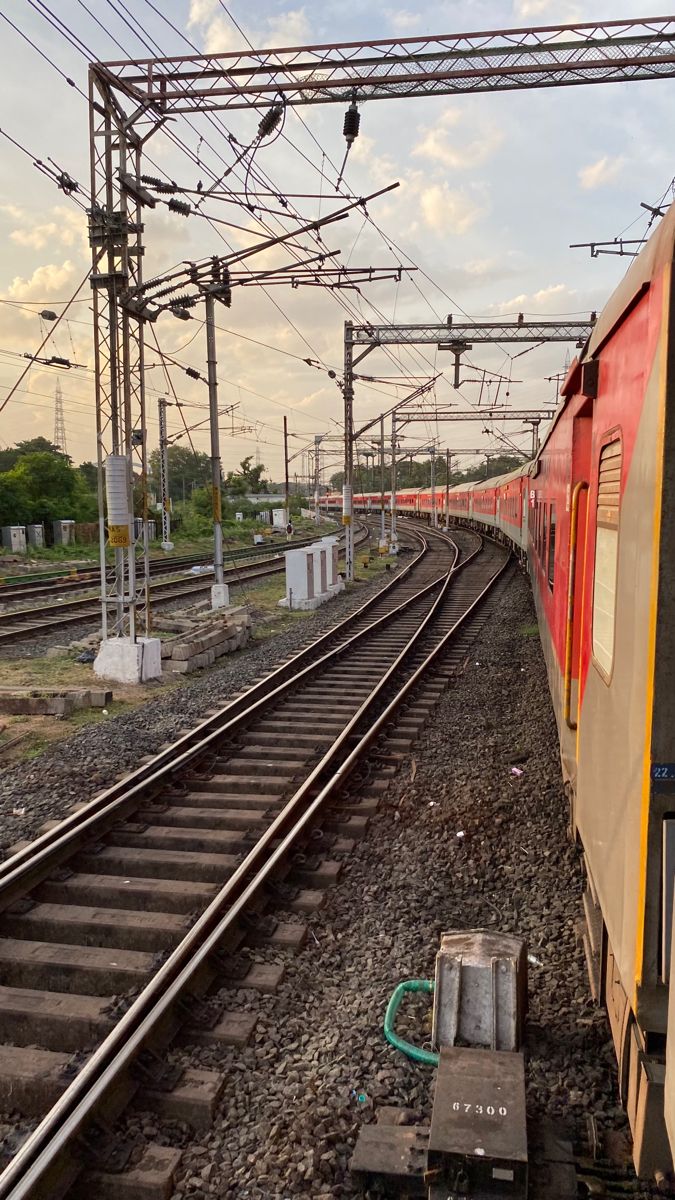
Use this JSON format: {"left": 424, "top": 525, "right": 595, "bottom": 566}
{"left": 257, "top": 103, "right": 283, "bottom": 140}
{"left": 342, "top": 98, "right": 360, "bottom": 146}
{"left": 336, "top": 94, "right": 360, "bottom": 190}
{"left": 168, "top": 197, "right": 191, "bottom": 216}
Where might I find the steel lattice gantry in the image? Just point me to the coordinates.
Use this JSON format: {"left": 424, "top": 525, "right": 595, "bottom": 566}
{"left": 96, "top": 16, "right": 675, "bottom": 111}
{"left": 346, "top": 320, "right": 595, "bottom": 346}
{"left": 88, "top": 14, "right": 673, "bottom": 616}
{"left": 341, "top": 317, "right": 593, "bottom": 575}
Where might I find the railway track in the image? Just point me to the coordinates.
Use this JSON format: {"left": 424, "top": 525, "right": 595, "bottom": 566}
{"left": 0, "top": 527, "right": 365, "bottom": 645}
{"left": 0, "top": 533, "right": 337, "bottom": 605}
{"left": 0, "top": 525, "right": 510, "bottom": 1199}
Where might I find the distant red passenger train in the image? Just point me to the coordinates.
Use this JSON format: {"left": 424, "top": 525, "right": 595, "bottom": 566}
{"left": 322, "top": 204, "right": 675, "bottom": 1179}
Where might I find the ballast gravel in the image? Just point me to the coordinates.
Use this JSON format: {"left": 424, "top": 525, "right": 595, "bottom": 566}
{"left": 0, "top": 565, "right": 401, "bottom": 847}
{"left": 121, "top": 568, "right": 620, "bottom": 1199}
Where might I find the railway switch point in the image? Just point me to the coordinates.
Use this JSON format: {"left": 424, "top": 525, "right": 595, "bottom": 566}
{"left": 355, "top": 927, "right": 529, "bottom": 1194}
{"left": 93, "top": 635, "right": 162, "bottom": 684}
{"left": 433, "top": 929, "right": 527, "bottom": 1053}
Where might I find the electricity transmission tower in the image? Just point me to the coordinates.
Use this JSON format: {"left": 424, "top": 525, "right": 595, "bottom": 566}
{"left": 53, "top": 380, "right": 67, "bottom": 456}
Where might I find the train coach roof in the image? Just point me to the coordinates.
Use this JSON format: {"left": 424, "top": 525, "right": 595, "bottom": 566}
{"left": 445, "top": 463, "right": 531, "bottom": 495}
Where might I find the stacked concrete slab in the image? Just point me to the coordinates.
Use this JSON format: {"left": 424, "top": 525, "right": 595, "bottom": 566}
{"left": 0, "top": 688, "right": 112, "bottom": 717}
{"left": 162, "top": 608, "right": 252, "bottom": 675}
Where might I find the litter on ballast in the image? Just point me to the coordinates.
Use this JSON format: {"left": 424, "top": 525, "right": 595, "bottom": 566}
{"left": 12, "top": 806, "right": 25, "bottom": 816}
{"left": 511, "top": 766, "right": 524, "bottom": 777}
{"left": 528, "top": 954, "right": 542, "bottom": 966}
{"left": 456, "top": 830, "right": 465, "bottom": 839}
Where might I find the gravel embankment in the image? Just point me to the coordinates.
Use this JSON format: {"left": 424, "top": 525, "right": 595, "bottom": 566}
{"left": 131, "top": 568, "right": 619, "bottom": 1200}
{"left": 0, "top": 565, "right": 401, "bottom": 848}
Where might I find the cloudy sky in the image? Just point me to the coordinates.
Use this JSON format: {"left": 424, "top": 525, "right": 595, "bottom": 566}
{"left": 0, "top": 0, "right": 673, "bottom": 483}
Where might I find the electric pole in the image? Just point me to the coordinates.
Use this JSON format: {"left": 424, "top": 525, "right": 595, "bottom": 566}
{"left": 343, "top": 320, "right": 355, "bottom": 578}
{"left": 314, "top": 433, "right": 322, "bottom": 524}
{"left": 283, "top": 416, "right": 290, "bottom": 535}
{"left": 205, "top": 291, "right": 226, "bottom": 607}
{"left": 390, "top": 413, "right": 398, "bottom": 553}
{"left": 430, "top": 444, "right": 437, "bottom": 528}
{"left": 157, "top": 396, "right": 173, "bottom": 551}
{"left": 380, "top": 415, "right": 386, "bottom": 547}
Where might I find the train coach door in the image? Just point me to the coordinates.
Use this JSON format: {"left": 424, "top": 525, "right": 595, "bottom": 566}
{"left": 564, "top": 405, "right": 593, "bottom": 735}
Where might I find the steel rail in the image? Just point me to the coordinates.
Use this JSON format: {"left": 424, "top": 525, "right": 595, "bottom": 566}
{"left": 0, "top": 534, "right": 374, "bottom": 643}
{"left": 0, "top": 543, "right": 302, "bottom": 600}
{"left": 0, "top": 531, "right": 500, "bottom": 1200}
{"left": 0, "top": 559, "right": 285, "bottom": 640}
{"left": 0, "top": 528, "right": 371, "bottom": 639}
{"left": 0, "top": 527, "right": 436, "bottom": 899}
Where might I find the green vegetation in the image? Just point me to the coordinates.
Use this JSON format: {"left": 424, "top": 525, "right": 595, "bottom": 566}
{"left": 519, "top": 623, "right": 539, "bottom": 638}
{"left": 0, "top": 438, "right": 315, "bottom": 555}
{"left": 0, "top": 439, "right": 98, "bottom": 527}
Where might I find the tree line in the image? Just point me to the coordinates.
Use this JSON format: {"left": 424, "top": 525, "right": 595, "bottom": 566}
{"left": 0, "top": 439, "right": 278, "bottom": 531}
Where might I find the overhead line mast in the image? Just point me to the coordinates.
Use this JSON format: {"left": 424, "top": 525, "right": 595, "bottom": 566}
{"left": 88, "top": 15, "right": 675, "bottom": 624}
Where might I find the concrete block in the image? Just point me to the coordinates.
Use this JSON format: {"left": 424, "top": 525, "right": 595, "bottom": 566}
{"left": 89, "top": 688, "right": 113, "bottom": 708}
{"left": 45, "top": 646, "right": 69, "bottom": 660}
{"left": 93, "top": 637, "right": 162, "bottom": 684}
{"left": 171, "top": 644, "right": 194, "bottom": 662}
{"left": 70, "top": 1144, "right": 182, "bottom": 1200}
{"left": 165, "top": 660, "right": 189, "bottom": 674}
{"left": 211, "top": 583, "right": 230, "bottom": 610}
{"left": 160, "top": 641, "right": 174, "bottom": 659}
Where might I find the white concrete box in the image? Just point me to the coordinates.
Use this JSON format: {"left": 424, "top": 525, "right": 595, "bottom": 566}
{"left": 1, "top": 526, "right": 27, "bottom": 553}
{"left": 26, "top": 524, "right": 44, "bottom": 548}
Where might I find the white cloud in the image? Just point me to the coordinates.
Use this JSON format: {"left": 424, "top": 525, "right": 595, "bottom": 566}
{"left": 10, "top": 216, "right": 82, "bottom": 253}
{"left": 513, "top": 0, "right": 582, "bottom": 16}
{"left": 266, "top": 9, "right": 311, "bottom": 46}
{"left": 187, "top": 0, "right": 219, "bottom": 29}
{"left": 578, "top": 155, "right": 624, "bottom": 190}
{"left": 201, "top": 16, "right": 248, "bottom": 55}
{"left": 384, "top": 8, "right": 423, "bottom": 34}
{"left": 419, "top": 183, "right": 484, "bottom": 234}
{"left": 413, "top": 109, "right": 502, "bottom": 171}
{"left": 6, "top": 260, "right": 81, "bottom": 301}
{"left": 492, "top": 283, "right": 577, "bottom": 315}
{"left": 5, "top": 207, "right": 87, "bottom": 254}
{"left": 189, "top": 4, "right": 310, "bottom": 54}
{"left": 0, "top": 203, "right": 25, "bottom": 222}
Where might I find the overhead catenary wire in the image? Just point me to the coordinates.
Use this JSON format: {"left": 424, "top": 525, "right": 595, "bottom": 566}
{"left": 0, "top": 270, "right": 91, "bottom": 416}
{"left": 5, "top": 2, "right": 561, "bottom": 469}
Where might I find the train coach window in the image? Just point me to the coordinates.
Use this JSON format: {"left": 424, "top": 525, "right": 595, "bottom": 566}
{"left": 592, "top": 438, "right": 622, "bottom": 679}
{"left": 548, "top": 504, "right": 556, "bottom": 589}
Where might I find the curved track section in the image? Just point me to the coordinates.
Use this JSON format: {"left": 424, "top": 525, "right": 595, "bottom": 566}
{"left": 0, "top": 526, "right": 510, "bottom": 1200}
